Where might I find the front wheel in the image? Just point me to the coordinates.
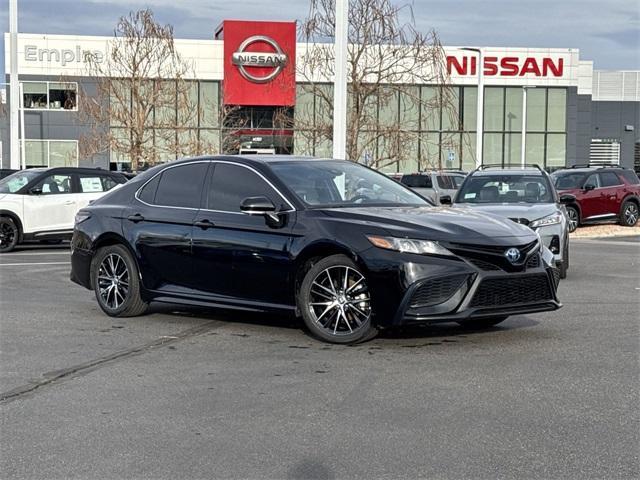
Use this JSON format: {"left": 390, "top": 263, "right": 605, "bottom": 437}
{"left": 92, "top": 244, "right": 148, "bottom": 317}
{"left": 0, "top": 217, "right": 19, "bottom": 253}
{"left": 298, "top": 254, "right": 377, "bottom": 344}
{"left": 565, "top": 206, "right": 579, "bottom": 233}
{"left": 620, "top": 201, "right": 639, "bottom": 227}
{"left": 457, "top": 316, "right": 508, "bottom": 329}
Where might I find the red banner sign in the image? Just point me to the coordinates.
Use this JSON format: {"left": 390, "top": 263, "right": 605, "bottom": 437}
{"left": 220, "top": 20, "right": 296, "bottom": 106}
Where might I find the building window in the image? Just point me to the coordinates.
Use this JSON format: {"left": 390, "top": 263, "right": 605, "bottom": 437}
{"left": 23, "top": 81, "right": 77, "bottom": 110}
{"left": 22, "top": 140, "right": 78, "bottom": 168}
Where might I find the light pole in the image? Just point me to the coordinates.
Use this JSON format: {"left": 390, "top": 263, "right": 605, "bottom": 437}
{"left": 461, "top": 47, "right": 483, "bottom": 167}
{"left": 9, "top": 0, "right": 20, "bottom": 170}
{"left": 333, "top": 0, "right": 349, "bottom": 160}
{"left": 521, "top": 85, "right": 536, "bottom": 167}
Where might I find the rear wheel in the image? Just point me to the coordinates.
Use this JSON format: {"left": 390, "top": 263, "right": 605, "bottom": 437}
{"left": 565, "top": 206, "right": 579, "bottom": 232}
{"left": 92, "top": 244, "right": 148, "bottom": 317}
{"left": 457, "top": 316, "right": 508, "bottom": 329}
{"left": 0, "top": 217, "right": 19, "bottom": 253}
{"left": 620, "top": 200, "right": 639, "bottom": 227}
{"left": 298, "top": 254, "right": 377, "bottom": 344}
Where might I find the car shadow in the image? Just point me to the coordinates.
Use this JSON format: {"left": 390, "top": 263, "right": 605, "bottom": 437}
{"left": 145, "top": 302, "right": 540, "bottom": 345}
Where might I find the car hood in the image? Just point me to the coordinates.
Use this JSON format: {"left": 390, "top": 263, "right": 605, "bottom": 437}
{"left": 320, "top": 205, "right": 537, "bottom": 245}
{"left": 451, "top": 203, "right": 559, "bottom": 221}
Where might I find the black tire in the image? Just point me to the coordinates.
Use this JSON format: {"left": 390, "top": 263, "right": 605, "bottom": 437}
{"left": 619, "top": 200, "right": 639, "bottom": 227}
{"left": 298, "top": 254, "right": 377, "bottom": 344}
{"left": 558, "top": 241, "right": 569, "bottom": 279}
{"left": 0, "top": 217, "right": 19, "bottom": 253}
{"left": 565, "top": 205, "right": 579, "bottom": 233}
{"left": 91, "top": 244, "right": 148, "bottom": 317}
{"left": 457, "top": 316, "right": 508, "bottom": 329}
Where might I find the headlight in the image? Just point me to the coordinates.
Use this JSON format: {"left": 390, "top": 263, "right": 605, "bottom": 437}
{"left": 367, "top": 235, "right": 454, "bottom": 256}
{"left": 74, "top": 210, "right": 91, "bottom": 225}
{"left": 530, "top": 213, "right": 563, "bottom": 228}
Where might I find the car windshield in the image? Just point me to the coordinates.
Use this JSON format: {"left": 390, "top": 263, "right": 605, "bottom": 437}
{"left": 457, "top": 174, "right": 554, "bottom": 204}
{"left": 270, "top": 160, "right": 431, "bottom": 207}
{"left": 0, "top": 170, "right": 42, "bottom": 193}
{"left": 551, "top": 172, "right": 586, "bottom": 189}
{"left": 437, "top": 174, "right": 465, "bottom": 189}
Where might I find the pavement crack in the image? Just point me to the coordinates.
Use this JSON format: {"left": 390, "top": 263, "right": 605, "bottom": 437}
{"left": 0, "top": 321, "right": 222, "bottom": 404}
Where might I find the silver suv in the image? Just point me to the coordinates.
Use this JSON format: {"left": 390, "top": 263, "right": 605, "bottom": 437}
{"left": 442, "top": 165, "right": 571, "bottom": 279}
{"left": 398, "top": 171, "right": 466, "bottom": 205}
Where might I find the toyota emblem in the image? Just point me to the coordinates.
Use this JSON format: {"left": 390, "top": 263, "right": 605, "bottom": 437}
{"left": 231, "top": 35, "right": 288, "bottom": 84}
{"left": 505, "top": 247, "right": 521, "bottom": 264}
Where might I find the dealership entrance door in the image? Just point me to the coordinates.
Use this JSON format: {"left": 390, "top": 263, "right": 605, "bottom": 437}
{"left": 222, "top": 106, "right": 293, "bottom": 154}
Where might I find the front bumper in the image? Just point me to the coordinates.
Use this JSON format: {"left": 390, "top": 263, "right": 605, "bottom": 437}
{"left": 360, "top": 241, "right": 561, "bottom": 327}
{"left": 400, "top": 267, "right": 561, "bottom": 324}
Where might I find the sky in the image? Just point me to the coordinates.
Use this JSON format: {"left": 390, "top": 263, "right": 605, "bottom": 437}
{"left": 1, "top": 0, "right": 639, "bottom": 78}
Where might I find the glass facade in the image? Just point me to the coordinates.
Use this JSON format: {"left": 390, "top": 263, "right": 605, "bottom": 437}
{"left": 22, "top": 140, "right": 78, "bottom": 168}
{"left": 293, "top": 84, "right": 568, "bottom": 172}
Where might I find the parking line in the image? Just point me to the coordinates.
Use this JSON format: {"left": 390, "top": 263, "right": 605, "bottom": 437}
{"left": 0, "top": 262, "right": 70, "bottom": 266}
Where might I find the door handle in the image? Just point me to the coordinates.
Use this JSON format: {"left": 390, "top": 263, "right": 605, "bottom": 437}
{"left": 194, "top": 219, "right": 214, "bottom": 229}
{"left": 63, "top": 200, "right": 74, "bottom": 205}
{"left": 127, "top": 213, "right": 145, "bottom": 223}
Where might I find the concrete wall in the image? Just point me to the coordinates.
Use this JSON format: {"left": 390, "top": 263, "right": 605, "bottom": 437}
{"left": 591, "top": 100, "right": 640, "bottom": 170}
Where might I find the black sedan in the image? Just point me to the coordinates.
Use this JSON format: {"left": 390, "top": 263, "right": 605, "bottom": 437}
{"left": 70, "top": 156, "right": 561, "bottom": 343}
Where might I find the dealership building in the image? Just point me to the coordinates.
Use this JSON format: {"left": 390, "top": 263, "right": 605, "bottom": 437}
{"left": 2, "top": 20, "right": 639, "bottom": 173}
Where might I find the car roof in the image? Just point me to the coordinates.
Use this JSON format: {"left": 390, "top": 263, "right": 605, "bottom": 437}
{"left": 14, "top": 167, "right": 124, "bottom": 175}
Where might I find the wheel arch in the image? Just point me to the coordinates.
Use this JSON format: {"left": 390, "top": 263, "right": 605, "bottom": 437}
{"left": 90, "top": 232, "right": 141, "bottom": 289}
{"left": 0, "top": 209, "right": 24, "bottom": 243}
{"left": 293, "top": 241, "right": 368, "bottom": 300}
{"left": 565, "top": 202, "right": 582, "bottom": 221}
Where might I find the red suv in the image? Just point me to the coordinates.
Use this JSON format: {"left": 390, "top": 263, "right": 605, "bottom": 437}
{"left": 551, "top": 166, "right": 640, "bottom": 232}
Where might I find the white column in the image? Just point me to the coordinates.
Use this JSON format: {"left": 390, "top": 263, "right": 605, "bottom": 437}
{"left": 19, "top": 82, "right": 26, "bottom": 169}
{"left": 475, "top": 50, "right": 484, "bottom": 167}
{"left": 9, "top": 0, "right": 20, "bottom": 169}
{"left": 332, "top": 0, "right": 349, "bottom": 160}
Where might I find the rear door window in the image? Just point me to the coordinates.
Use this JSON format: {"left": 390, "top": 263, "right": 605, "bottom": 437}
{"left": 77, "top": 175, "right": 105, "bottom": 193}
{"left": 600, "top": 171, "right": 622, "bottom": 187}
{"left": 153, "top": 163, "right": 209, "bottom": 208}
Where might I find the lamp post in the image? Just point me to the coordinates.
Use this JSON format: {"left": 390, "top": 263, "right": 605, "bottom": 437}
{"left": 521, "top": 85, "right": 536, "bottom": 167}
{"left": 9, "top": 0, "right": 20, "bottom": 170}
{"left": 333, "top": 0, "right": 349, "bottom": 160}
{"left": 460, "top": 47, "right": 484, "bottom": 168}
{"left": 461, "top": 47, "right": 484, "bottom": 167}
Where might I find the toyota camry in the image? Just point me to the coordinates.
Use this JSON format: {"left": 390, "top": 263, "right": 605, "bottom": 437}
{"left": 70, "top": 156, "right": 561, "bottom": 344}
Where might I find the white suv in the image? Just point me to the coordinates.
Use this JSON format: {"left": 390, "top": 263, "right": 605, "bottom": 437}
{"left": 0, "top": 167, "right": 127, "bottom": 252}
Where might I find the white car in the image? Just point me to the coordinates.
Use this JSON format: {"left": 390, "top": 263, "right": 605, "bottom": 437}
{"left": 0, "top": 167, "right": 127, "bottom": 252}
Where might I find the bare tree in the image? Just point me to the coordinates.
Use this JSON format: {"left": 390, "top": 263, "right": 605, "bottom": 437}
{"left": 79, "top": 9, "right": 201, "bottom": 170}
{"left": 295, "top": 0, "right": 462, "bottom": 170}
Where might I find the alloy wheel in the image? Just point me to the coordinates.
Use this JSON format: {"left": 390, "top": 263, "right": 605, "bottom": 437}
{"left": 0, "top": 221, "right": 17, "bottom": 248}
{"left": 308, "top": 265, "right": 371, "bottom": 337}
{"left": 624, "top": 203, "right": 638, "bottom": 225}
{"left": 97, "top": 253, "right": 130, "bottom": 310}
{"left": 566, "top": 208, "right": 578, "bottom": 232}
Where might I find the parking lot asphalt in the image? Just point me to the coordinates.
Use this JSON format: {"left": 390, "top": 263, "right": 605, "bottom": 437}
{"left": 1, "top": 240, "right": 638, "bottom": 479}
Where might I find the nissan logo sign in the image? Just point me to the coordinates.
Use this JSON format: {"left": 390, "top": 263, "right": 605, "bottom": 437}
{"left": 231, "top": 35, "right": 288, "bottom": 84}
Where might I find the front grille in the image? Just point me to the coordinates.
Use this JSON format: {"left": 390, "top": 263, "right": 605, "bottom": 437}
{"left": 526, "top": 253, "right": 540, "bottom": 269}
{"left": 448, "top": 240, "right": 540, "bottom": 272}
{"left": 470, "top": 274, "right": 552, "bottom": 308}
{"left": 410, "top": 274, "right": 468, "bottom": 308}
{"left": 466, "top": 257, "right": 502, "bottom": 271}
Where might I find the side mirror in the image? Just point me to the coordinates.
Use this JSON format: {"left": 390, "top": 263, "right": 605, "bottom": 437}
{"left": 559, "top": 193, "right": 575, "bottom": 204}
{"left": 439, "top": 195, "right": 452, "bottom": 205}
{"left": 240, "top": 196, "right": 277, "bottom": 216}
{"left": 29, "top": 187, "right": 43, "bottom": 195}
{"left": 583, "top": 184, "right": 596, "bottom": 191}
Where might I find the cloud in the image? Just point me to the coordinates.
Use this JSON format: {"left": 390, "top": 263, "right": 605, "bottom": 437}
{"left": 2, "top": 0, "right": 639, "bottom": 76}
